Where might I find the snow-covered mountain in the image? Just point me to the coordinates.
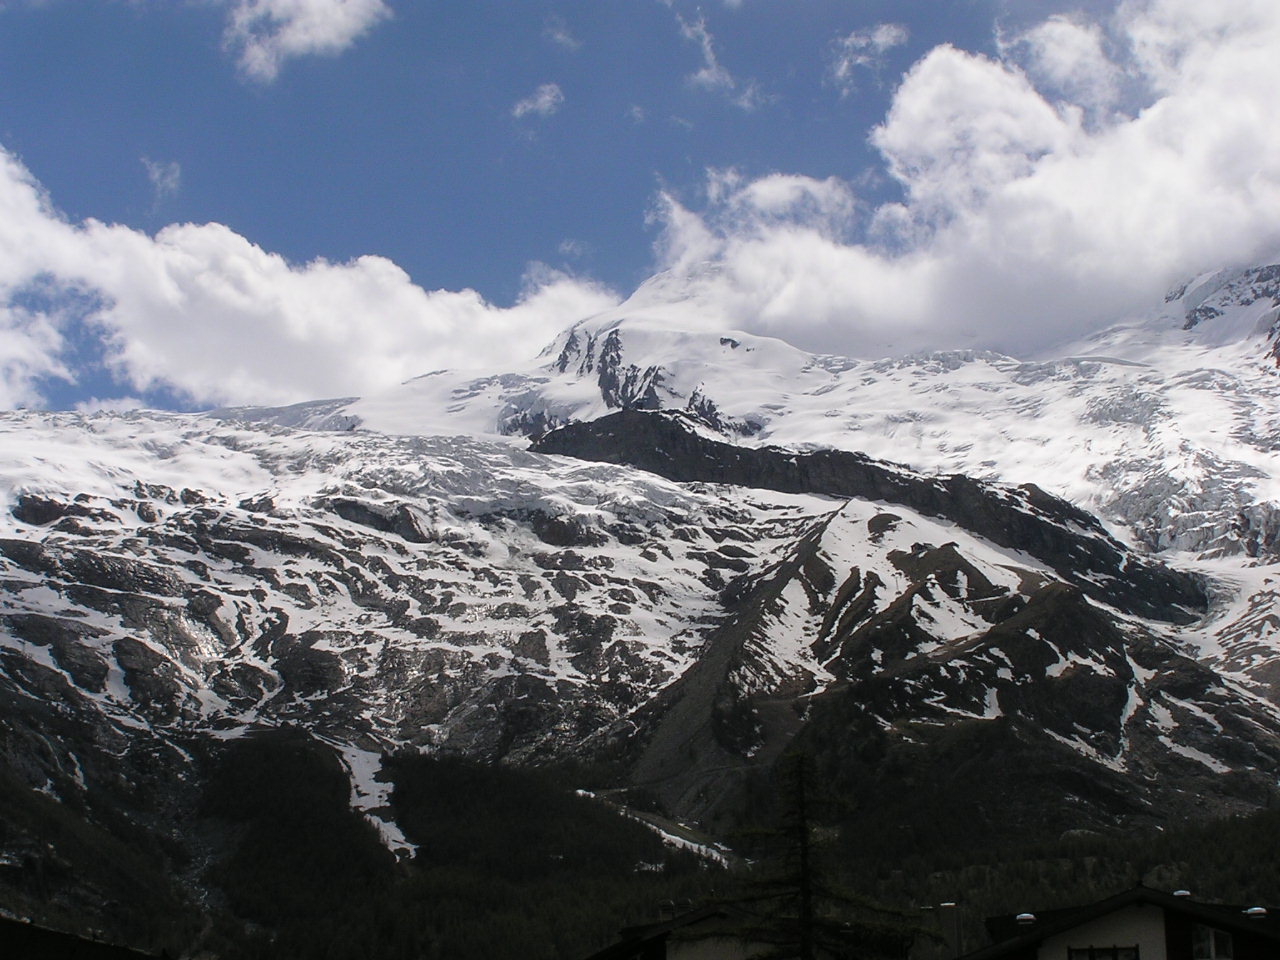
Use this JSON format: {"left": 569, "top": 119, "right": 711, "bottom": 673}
{"left": 4, "top": 261, "right": 1280, "bottom": 936}
{"left": 223, "top": 261, "right": 1280, "bottom": 687}
{"left": 234, "top": 262, "right": 1280, "bottom": 559}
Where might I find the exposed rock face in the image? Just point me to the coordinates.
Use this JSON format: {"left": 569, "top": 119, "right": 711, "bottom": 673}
{"left": 594, "top": 494, "right": 1280, "bottom": 836}
{"left": 532, "top": 410, "right": 1208, "bottom": 623}
{"left": 1171, "top": 263, "right": 1280, "bottom": 332}
{"left": 555, "top": 327, "right": 667, "bottom": 411}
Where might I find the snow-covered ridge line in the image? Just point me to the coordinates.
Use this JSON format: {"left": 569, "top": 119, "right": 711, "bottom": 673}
{"left": 215, "top": 260, "right": 1280, "bottom": 569}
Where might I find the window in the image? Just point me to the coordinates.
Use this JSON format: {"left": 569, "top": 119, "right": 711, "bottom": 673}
{"left": 1192, "top": 924, "right": 1234, "bottom": 960}
{"left": 1067, "top": 948, "right": 1139, "bottom": 960}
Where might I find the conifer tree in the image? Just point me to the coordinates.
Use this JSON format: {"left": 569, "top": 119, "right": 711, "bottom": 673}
{"left": 711, "top": 751, "right": 920, "bottom": 960}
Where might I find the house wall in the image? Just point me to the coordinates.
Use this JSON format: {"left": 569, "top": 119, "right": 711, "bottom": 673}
{"left": 1036, "top": 905, "right": 1167, "bottom": 960}
{"left": 1164, "top": 911, "right": 1279, "bottom": 960}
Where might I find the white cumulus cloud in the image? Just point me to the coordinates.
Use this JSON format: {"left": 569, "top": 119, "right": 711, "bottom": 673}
{"left": 1003, "top": 14, "right": 1123, "bottom": 118}
{"left": 223, "top": 0, "right": 391, "bottom": 82}
{"left": 0, "top": 147, "right": 617, "bottom": 409}
{"left": 646, "top": 0, "right": 1280, "bottom": 358}
{"left": 870, "top": 45, "right": 1071, "bottom": 222}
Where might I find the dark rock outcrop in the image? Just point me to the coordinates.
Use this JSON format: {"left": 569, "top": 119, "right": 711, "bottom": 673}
{"left": 533, "top": 410, "right": 1207, "bottom": 622}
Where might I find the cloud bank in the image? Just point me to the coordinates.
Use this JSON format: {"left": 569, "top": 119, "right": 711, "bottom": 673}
{"left": 650, "top": 0, "right": 1280, "bottom": 357}
{"left": 0, "top": 149, "right": 616, "bottom": 408}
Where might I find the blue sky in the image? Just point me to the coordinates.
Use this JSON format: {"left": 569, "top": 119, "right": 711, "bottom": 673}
{"left": 1, "top": 0, "right": 1278, "bottom": 411}
{"left": 0, "top": 1, "right": 978, "bottom": 297}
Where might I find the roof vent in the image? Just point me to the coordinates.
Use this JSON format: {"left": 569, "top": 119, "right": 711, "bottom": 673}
{"left": 1244, "top": 907, "right": 1267, "bottom": 920}
{"left": 1016, "top": 913, "right": 1036, "bottom": 926}
{"left": 1173, "top": 890, "right": 1192, "bottom": 898}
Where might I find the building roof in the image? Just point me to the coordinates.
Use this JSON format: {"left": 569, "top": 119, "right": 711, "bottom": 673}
{"left": 0, "top": 915, "right": 164, "bottom": 959}
{"left": 582, "top": 904, "right": 750, "bottom": 960}
{"left": 961, "top": 886, "right": 1280, "bottom": 960}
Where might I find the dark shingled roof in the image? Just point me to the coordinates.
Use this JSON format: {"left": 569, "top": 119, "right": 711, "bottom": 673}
{"left": 962, "top": 887, "right": 1280, "bottom": 960}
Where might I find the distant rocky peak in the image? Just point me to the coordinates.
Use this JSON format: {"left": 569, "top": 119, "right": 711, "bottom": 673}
{"left": 549, "top": 327, "right": 584, "bottom": 373}
{"left": 545, "top": 322, "right": 671, "bottom": 411}
{"left": 1167, "top": 262, "right": 1280, "bottom": 340}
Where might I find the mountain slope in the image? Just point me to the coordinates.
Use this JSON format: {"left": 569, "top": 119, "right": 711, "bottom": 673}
{"left": 4, "top": 263, "right": 1280, "bottom": 949}
{"left": 217, "top": 261, "right": 1280, "bottom": 694}
{"left": 534, "top": 414, "right": 1280, "bottom": 833}
{"left": 1, "top": 404, "right": 1275, "bottom": 857}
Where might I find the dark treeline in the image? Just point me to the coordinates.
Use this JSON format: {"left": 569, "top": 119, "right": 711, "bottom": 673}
{"left": 692, "top": 749, "right": 1280, "bottom": 960}
{"left": 189, "top": 731, "right": 718, "bottom": 960}
{"left": 9, "top": 730, "right": 1280, "bottom": 960}
{"left": 192, "top": 735, "right": 1280, "bottom": 960}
